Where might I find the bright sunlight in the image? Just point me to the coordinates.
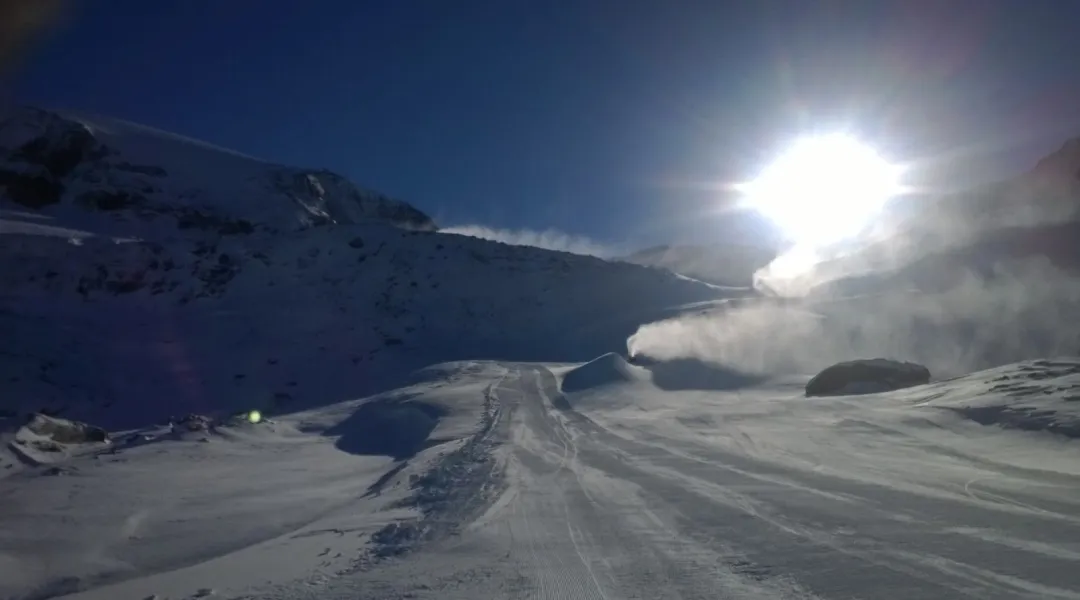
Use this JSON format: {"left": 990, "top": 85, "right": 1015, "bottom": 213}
{"left": 738, "top": 134, "right": 901, "bottom": 246}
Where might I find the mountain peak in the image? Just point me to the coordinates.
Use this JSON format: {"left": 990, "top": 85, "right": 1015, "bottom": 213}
{"left": 1031, "top": 136, "right": 1080, "bottom": 183}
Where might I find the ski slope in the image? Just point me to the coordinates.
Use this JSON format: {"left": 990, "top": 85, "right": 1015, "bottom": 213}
{"left": 5, "top": 358, "right": 1080, "bottom": 599}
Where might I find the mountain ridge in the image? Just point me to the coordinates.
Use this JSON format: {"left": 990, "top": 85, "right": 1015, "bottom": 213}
{"left": 0, "top": 105, "right": 437, "bottom": 237}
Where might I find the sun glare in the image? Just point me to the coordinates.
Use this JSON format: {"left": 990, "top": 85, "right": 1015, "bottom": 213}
{"left": 738, "top": 134, "right": 901, "bottom": 247}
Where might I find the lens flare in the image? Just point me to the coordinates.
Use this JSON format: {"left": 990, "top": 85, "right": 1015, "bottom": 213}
{"left": 739, "top": 134, "right": 901, "bottom": 247}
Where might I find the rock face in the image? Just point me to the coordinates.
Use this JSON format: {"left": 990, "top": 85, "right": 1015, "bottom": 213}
{"left": 805, "top": 359, "right": 930, "bottom": 397}
{"left": 23, "top": 413, "right": 109, "bottom": 444}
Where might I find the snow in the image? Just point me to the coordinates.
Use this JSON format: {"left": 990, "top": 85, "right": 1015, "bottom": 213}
{"left": 560, "top": 353, "right": 645, "bottom": 393}
{"left": 620, "top": 243, "right": 777, "bottom": 289}
{"left": 0, "top": 106, "right": 436, "bottom": 239}
{"left": 4, "top": 107, "right": 1080, "bottom": 599}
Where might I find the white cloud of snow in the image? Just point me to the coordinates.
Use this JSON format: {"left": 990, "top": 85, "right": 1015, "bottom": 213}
{"left": 630, "top": 257, "right": 1080, "bottom": 377}
{"left": 442, "top": 224, "right": 622, "bottom": 258}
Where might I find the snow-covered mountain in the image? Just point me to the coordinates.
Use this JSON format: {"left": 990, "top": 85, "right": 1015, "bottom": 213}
{"left": 0, "top": 107, "right": 741, "bottom": 430}
{"left": 0, "top": 106, "right": 436, "bottom": 237}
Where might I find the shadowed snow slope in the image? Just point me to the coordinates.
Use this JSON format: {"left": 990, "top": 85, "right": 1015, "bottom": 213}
{"left": 620, "top": 243, "right": 776, "bottom": 288}
{"left": 560, "top": 352, "right": 645, "bottom": 393}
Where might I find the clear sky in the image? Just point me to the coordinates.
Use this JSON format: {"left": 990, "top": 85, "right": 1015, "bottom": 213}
{"left": 9, "top": 1, "right": 1080, "bottom": 250}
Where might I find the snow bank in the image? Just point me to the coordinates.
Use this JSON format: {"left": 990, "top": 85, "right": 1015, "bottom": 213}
{"left": 328, "top": 397, "right": 446, "bottom": 459}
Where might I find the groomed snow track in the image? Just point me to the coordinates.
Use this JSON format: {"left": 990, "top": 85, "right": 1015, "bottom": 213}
{"left": 321, "top": 364, "right": 1080, "bottom": 600}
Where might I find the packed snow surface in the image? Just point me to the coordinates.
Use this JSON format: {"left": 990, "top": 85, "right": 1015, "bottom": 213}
{"left": 5, "top": 359, "right": 1080, "bottom": 600}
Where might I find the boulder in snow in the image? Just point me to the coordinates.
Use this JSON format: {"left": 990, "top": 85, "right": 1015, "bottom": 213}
{"left": 23, "top": 413, "right": 109, "bottom": 444}
{"left": 173, "top": 413, "right": 213, "bottom": 432}
{"left": 805, "top": 359, "right": 930, "bottom": 397}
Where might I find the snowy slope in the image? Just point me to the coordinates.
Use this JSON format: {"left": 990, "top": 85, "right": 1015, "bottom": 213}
{"left": 7, "top": 357, "right": 1080, "bottom": 600}
{"left": 620, "top": 242, "right": 777, "bottom": 288}
{"left": 0, "top": 107, "right": 740, "bottom": 431}
{"left": 0, "top": 219, "right": 733, "bottom": 431}
{"left": 0, "top": 106, "right": 435, "bottom": 239}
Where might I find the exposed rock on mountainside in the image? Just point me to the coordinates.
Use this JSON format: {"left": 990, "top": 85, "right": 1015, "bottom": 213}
{"left": 805, "top": 358, "right": 930, "bottom": 397}
{"left": 23, "top": 413, "right": 109, "bottom": 444}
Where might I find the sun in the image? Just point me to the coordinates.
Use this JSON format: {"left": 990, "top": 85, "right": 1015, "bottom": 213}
{"left": 737, "top": 134, "right": 901, "bottom": 247}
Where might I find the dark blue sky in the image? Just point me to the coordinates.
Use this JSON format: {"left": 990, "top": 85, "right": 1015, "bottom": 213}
{"left": 10, "top": 1, "right": 1080, "bottom": 247}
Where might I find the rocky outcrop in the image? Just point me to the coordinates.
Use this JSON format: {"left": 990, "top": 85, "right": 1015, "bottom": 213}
{"left": 23, "top": 413, "right": 109, "bottom": 444}
{"left": 805, "top": 358, "right": 930, "bottom": 397}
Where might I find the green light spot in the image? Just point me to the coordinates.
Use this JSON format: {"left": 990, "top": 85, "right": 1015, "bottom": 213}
{"left": 247, "top": 410, "right": 262, "bottom": 424}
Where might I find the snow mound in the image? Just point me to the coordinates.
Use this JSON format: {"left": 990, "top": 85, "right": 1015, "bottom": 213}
{"left": 561, "top": 353, "right": 645, "bottom": 392}
{"left": 328, "top": 397, "right": 448, "bottom": 459}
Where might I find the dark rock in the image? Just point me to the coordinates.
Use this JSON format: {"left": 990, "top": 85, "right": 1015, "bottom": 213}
{"left": 174, "top": 413, "right": 213, "bottom": 432}
{"left": 114, "top": 162, "right": 167, "bottom": 177}
{"left": 77, "top": 190, "right": 144, "bottom": 211}
{"left": 14, "top": 128, "right": 104, "bottom": 178}
{"left": 0, "top": 169, "right": 63, "bottom": 207}
{"left": 24, "top": 413, "right": 109, "bottom": 444}
{"left": 806, "top": 359, "right": 930, "bottom": 397}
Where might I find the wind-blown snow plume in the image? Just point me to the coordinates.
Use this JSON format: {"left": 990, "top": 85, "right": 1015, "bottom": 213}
{"left": 443, "top": 224, "right": 620, "bottom": 258}
{"left": 753, "top": 149, "right": 1080, "bottom": 298}
{"left": 631, "top": 257, "right": 1080, "bottom": 377}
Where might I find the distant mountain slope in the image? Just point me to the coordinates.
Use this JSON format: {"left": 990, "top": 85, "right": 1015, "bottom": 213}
{"left": 0, "top": 107, "right": 742, "bottom": 430}
{"left": 620, "top": 242, "right": 777, "bottom": 288}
